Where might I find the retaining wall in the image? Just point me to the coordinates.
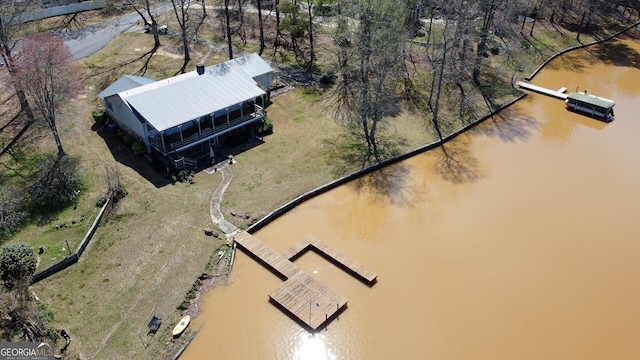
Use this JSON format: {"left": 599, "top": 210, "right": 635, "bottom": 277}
{"left": 247, "top": 93, "right": 527, "bottom": 235}
{"left": 32, "top": 196, "right": 111, "bottom": 283}
{"left": 526, "top": 21, "right": 640, "bottom": 81}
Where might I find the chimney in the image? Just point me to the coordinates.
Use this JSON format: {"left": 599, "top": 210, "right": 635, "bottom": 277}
{"left": 196, "top": 63, "right": 205, "bottom": 75}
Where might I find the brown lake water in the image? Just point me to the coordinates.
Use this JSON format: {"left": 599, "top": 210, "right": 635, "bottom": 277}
{"left": 183, "top": 35, "right": 640, "bottom": 359}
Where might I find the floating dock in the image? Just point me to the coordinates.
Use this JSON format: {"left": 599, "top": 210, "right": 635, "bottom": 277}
{"left": 516, "top": 81, "right": 568, "bottom": 100}
{"left": 233, "top": 231, "right": 376, "bottom": 330}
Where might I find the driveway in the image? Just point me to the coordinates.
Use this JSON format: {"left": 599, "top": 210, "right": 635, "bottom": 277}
{"left": 61, "top": 2, "right": 173, "bottom": 60}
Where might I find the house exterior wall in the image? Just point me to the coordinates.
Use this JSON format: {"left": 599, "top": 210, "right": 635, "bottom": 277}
{"left": 104, "top": 95, "right": 147, "bottom": 144}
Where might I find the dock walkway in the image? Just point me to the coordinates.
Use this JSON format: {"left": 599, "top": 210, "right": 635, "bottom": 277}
{"left": 234, "top": 231, "right": 373, "bottom": 329}
{"left": 282, "top": 234, "right": 377, "bottom": 283}
{"left": 516, "top": 81, "right": 568, "bottom": 100}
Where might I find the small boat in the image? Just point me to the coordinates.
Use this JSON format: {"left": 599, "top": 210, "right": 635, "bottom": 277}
{"left": 565, "top": 91, "right": 615, "bottom": 122}
{"left": 172, "top": 315, "right": 191, "bottom": 336}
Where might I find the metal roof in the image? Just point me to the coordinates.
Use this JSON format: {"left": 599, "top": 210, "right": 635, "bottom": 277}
{"left": 222, "top": 53, "right": 274, "bottom": 79}
{"left": 566, "top": 92, "right": 615, "bottom": 109}
{"left": 113, "top": 54, "right": 272, "bottom": 132}
{"left": 123, "top": 67, "right": 266, "bottom": 132}
{"left": 97, "top": 75, "right": 156, "bottom": 99}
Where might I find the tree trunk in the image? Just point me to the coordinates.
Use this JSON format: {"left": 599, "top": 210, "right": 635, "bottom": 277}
{"left": 224, "top": 0, "right": 233, "bottom": 59}
{"left": 257, "top": 0, "right": 265, "bottom": 55}
{"left": 171, "top": 0, "right": 191, "bottom": 74}
{"left": 47, "top": 117, "right": 65, "bottom": 158}
{"left": 432, "top": 20, "right": 450, "bottom": 142}
{"left": 307, "top": 0, "right": 315, "bottom": 74}
{"left": 274, "top": 0, "right": 281, "bottom": 50}
{"left": 473, "top": 0, "right": 494, "bottom": 85}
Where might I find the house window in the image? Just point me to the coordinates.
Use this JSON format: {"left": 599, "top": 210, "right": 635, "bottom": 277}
{"left": 106, "top": 99, "right": 113, "bottom": 111}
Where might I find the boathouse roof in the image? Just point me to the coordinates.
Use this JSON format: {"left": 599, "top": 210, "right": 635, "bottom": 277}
{"left": 567, "top": 92, "right": 615, "bottom": 109}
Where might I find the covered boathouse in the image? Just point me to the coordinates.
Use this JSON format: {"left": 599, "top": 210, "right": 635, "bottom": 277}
{"left": 565, "top": 91, "right": 615, "bottom": 122}
{"left": 98, "top": 53, "right": 273, "bottom": 170}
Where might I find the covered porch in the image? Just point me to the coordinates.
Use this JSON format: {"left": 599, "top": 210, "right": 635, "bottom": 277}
{"left": 149, "top": 102, "right": 265, "bottom": 155}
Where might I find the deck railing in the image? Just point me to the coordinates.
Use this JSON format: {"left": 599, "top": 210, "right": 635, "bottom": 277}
{"left": 174, "top": 156, "right": 197, "bottom": 170}
{"left": 151, "top": 104, "right": 264, "bottom": 153}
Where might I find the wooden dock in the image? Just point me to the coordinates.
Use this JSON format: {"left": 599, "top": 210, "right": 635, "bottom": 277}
{"left": 233, "top": 231, "right": 376, "bottom": 330}
{"left": 234, "top": 231, "right": 301, "bottom": 279}
{"left": 282, "top": 234, "right": 377, "bottom": 283}
{"left": 516, "top": 81, "right": 568, "bottom": 100}
{"left": 269, "top": 272, "right": 347, "bottom": 329}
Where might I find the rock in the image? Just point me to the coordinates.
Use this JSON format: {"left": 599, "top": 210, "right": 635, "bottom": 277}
{"left": 204, "top": 229, "right": 213, "bottom": 236}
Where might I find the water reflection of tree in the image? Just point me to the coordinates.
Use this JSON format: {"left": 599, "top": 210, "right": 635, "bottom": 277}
{"left": 350, "top": 164, "right": 415, "bottom": 207}
{"left": 435, "top": 140, "right": 481, "bottom": 184}
{"left": 589, "top": 38, "right": 640, "bottom": 69}
{"left": 472, "top": 106, "right": 540, "bottom": 143}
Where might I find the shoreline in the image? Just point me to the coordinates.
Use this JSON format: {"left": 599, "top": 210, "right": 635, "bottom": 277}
{"left": 179, "top": 21, "right": 640, "bottom": 357}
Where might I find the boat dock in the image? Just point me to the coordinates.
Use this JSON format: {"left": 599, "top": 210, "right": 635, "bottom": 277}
{"left": 233, "top": 231, "right": 376, "bottom": 330}
{"left": 282, "top": 234, "right": 377, "bottom": 283}
{"left": 516, "top": 81, "right": 568, "bottom": 100}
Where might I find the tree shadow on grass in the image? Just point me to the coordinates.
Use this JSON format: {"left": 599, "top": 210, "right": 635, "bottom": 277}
{"left": 324, "top": 124, "right": 409, "bottom": 176}
{"left": 470, "top": 103, "right": 541, "bottom": 143}
{"left": 84, "top": 47, "right": 160, "bottom": 91}
{"left": 323, "top": 125, "right": 414, "bottom": 206}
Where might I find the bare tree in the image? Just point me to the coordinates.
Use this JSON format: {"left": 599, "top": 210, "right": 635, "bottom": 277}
{"left": 307, "top": 0, "right": 316, "bottom": 73}
{"left": 0, "top": 1, "right": 37, "bottom": 158}
{"left": 28, "top": 154, "right": 82, "bottom": 210}
{"left": 473, "top": 0, "right": 500, "bottom": 84}
{"left": 224, "top": 0, "right": 234, "bottom": 59}
{"left": 257, "top": 0, "right": 266, "bottom": 55}
{"left": 171, "top": 0, "right": 192, "bottom": 73}
{"left": 274, "top": 0, "right": 282, "bottom": 51}
{"left": 125, "top": 0, "right": 163, "bottom": 51}
{"left": 0, "top": 186, "right": 27, "bottom": 239}
{"left": 330, "top": 0, "right": 410, "bottom": 165}
{"left": 14, "top": 34, "right": 80, "bottom": 159}
{"left": 429, "top": 17, "right": 452, "bottom": 142}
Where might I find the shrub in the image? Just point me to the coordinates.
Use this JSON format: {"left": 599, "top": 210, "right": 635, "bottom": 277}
{"left": 96, "top": 196, "right": 107, "bottom": 207}
{"left": 320, "top": 73, "right": 336, "bottom": 85}
{"left": 92, "top": 106, "right": 107, "bottom": 125}
{"left": 122, "top": 134, "right": 133, "bottom": 145}
{"left": 176, "top": 170, "right": 194, "bottom": 184}
{"left": 0, "top": 187, "right": 27, "bottom": 240}
{"left": 132, "top": 142, "right": 146, "bottom": 156}
{"left": 256, "top": 117, "right": 273, "bottom": 136}
{"left": 28, "top": 154, "right": 83, "bottom": 211}
{"left": 1, "top": 243, "right": 37, "bottom": 288}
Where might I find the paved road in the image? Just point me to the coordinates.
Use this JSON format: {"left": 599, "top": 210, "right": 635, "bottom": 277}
{"left": 61, "top": 3, "right": 173, "bottom": 60}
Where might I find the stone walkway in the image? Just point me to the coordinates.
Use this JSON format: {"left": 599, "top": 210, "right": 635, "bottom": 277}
{"left": 206, "top": 162, "right": 239, "bottom": 235}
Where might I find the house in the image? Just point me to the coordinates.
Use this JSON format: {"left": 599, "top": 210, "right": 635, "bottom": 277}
{"left": 98, "top": 53, "right": 273, "bottom": 170}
